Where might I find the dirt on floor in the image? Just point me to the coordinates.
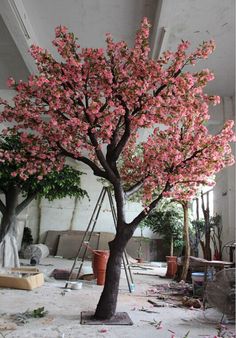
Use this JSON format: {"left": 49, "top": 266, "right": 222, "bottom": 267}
{"left": 0, "top": 257, "right": 235, "bottom": 338}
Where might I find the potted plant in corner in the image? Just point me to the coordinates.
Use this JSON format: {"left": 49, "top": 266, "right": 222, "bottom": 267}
{"left": 142, "top": 201, "right": 184, "bottom": 278}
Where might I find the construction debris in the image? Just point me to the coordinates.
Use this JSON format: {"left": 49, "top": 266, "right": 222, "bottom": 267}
{"left": 79, "top": 273, "right": 95, "bottom": 281}
{"left": 147, "top": 281, "right": 192, "bottom": 297}
{"left": 10, "top": 307, "right": 48, "bottom": 326}
{"left": 145, "top": 281, "right": 203, "bottom": 309}
{"left": 138, "top": 306, "right": 160, "bottom": 314}
{"left": 141, "top": 319, "right": 163, "bottom": 330}
{"left": 148, "top": 299, "right": 179, "bottom": 308}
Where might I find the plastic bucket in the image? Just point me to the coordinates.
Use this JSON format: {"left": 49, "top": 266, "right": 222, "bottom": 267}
{"left": 92, "top": 250, "right": 109, "bottom": 285}
{"left": 191, "top": 272, "right": 205, "bottom": 297}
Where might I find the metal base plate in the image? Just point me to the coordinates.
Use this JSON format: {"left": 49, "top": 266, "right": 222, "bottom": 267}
{"left": 80, "top": 311, "right": 133, "bottom": 325}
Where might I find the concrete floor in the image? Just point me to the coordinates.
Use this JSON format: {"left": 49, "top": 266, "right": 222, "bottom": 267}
{"left": 0, "top": 258, "right": 235, "bottom": 338}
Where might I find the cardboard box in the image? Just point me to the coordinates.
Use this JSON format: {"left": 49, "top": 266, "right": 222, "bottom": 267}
{"left": 0, "top": 267, "right": 44, "bottom": 290}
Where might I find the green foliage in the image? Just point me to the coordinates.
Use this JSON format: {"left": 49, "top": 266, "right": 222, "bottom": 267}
{"left": 190, "top": 214, "right": 222, "bottom": 258}
{"left": 30, "top": 307, "right": 48, "bottom": 318}
{"left": 0, "top": 134, "right": 25, "bottom": 190}
{"left": 191, "top": 219, "right": 205, "bottom": 233}
{"left": 190, "top": 215, "right": 221, "bottom": 241}
{"left": 141, "top": 201, "right": 184, "bottom": 255}
{"left": 30, "top": 165, "right": 89, "bottom": 201}
{"left": 210, "top": 214, "right": 221, "bottom": 229}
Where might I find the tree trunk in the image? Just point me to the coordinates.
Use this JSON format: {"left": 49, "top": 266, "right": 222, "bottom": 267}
{"left": 204, "top": 224, "right": 211, "bottom": 260}
{"left": 170, "top": 234, "right": 174, "bottom": 256}
{"left": 201, "top": 192, "right": 211, "bottom": 260}
{"left": 94, "top": 227, "right": 132, "bottom": 319}
{"left": 0, "top": 232, "right": 20, "bottom": 267}
{"left": 180, "top": 202, "right": 190, "bottom": 281}
{"left": 0, "top": 185, "right": 20, "bottom": 267}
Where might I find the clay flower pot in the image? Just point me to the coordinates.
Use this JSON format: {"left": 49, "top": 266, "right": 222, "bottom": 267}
{"left": 92, "top": 250, "right": 109, "bottom": 285}
{"left": 165, "top": 255, "right": 177, "bottom": 278}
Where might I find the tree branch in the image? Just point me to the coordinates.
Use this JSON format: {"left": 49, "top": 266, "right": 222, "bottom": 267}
{"left": 106, "top": 116, "right": 123, "bottom": 158}
{"left": 58, "top": 144, "right": 108, "bottom": 179}
{"left": 154, "top": 69, "right": 181, "bottom": 96}
{"left": 80, "top": 93, "right": 118, "bottom": 182}
{"left": 124, "top": 179, "right": 145, "bottom": 199}
{"left": 128, "top": 181, "right": 172, "bottom": 232}
{"left": 182, "top": 146, "right": 208, "bottom": 165}
{"left": 112, "top": 108, "right": 131, "bottom": 161}
{"left": 77, "top": 156, "right": 109, "bottom": 179}
{"left": 0, "top": 199, "right": 6, "bottom": 215}
{"left": 16, "top": 193, "right": 37, "bottom": 215}
{"left": 171, "top": 145, "right": 209, "bottom": 175}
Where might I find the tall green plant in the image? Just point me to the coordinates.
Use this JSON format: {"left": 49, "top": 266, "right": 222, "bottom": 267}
{"left": 141, "top": 202, "right": 184, "bottom": 256}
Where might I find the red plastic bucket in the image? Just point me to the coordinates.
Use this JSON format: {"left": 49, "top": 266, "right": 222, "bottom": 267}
{"left": 92, "top": 250, "right": 109, "bottom": 285}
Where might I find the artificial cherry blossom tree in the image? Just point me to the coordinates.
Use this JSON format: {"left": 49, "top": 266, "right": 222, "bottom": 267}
{"left": 0, "top": 18, "right": 235, "bottom": 319}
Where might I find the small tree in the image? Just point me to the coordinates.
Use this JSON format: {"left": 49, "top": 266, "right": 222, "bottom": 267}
{"left": 210, "top": 214, "right": 222, "bottom": 260}
{"left": 0, "top": 18, "right": 235, "bottom": 319}
{"left": 0, "top": 134, "right": 88, "bottom": 267}
{"left": 141, "top": 202, "right": 184, "bottom": 257}
{"left": 190, "top": 219, "right": 205, "bottom": 257}
{"left": 190, "top": 214, "right": 222, "bottom": 260}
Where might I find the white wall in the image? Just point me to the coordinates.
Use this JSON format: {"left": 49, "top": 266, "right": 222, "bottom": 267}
{"left": 209, "top": 97, "right": 235, "bottom": 260}
{"left": 26, "top": 162, "right": 154, "bottom": 241}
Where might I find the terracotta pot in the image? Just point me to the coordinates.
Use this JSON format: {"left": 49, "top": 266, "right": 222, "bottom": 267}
{"left": 165, "top": 255, "right": 177, "bottom": 278}
{"left": 136, "top": 257, "right": 144, "bottom": 263}
{"left": 92, "top": 250, "right": 109, "bottom": 285}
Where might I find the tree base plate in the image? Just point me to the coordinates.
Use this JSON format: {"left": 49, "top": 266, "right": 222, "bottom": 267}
{"left": 80, "top": 311, "right": 133, "bottom": 325}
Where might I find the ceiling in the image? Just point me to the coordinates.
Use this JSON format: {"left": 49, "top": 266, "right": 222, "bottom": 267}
{"left": 0, "top": 0, "right": 235, "bottom": 97}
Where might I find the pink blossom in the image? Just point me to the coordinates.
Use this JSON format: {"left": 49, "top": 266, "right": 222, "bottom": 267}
{"left": 7, "top": 77, "right": 15, "bottom": 88}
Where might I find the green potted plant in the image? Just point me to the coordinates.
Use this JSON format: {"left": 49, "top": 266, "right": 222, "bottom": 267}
{"left": 142, "top": 202, "right": 184, "bottom": 277}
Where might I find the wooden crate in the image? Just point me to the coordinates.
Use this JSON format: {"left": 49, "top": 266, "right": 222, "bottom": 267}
{"left": 0, "top": 267, "right": 44, "bottom": 290}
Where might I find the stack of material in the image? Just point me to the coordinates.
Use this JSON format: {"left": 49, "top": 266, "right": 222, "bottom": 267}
{"left": 44, "top": 230, "right": 114, "bottom": 259}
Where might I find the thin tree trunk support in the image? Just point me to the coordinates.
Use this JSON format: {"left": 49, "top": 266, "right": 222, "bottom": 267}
{"left": 180, "top": 201, "right": 190, "bottom": 281}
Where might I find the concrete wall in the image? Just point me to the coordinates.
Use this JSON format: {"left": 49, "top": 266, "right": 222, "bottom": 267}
{"left": 26, "top": 163, "right": 155, "bottom": 242}
{"left": 209, "top": 97, "right": 235, "bottom": 260}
